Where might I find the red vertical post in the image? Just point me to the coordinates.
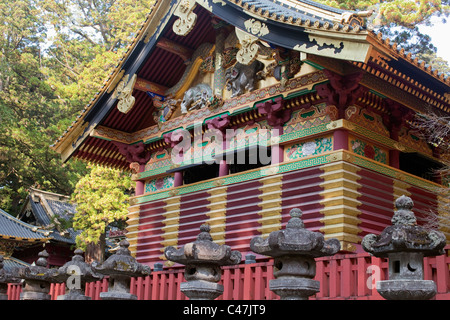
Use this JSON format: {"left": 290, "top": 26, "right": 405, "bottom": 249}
{"left": 144, "top": 276, "right": 151, "bottom": 300}
{"left": 233, "top": 267, "right": 242, "bottom": 300}
{"left": 243, "top": 263, "right": 254, "bottom": 300}
{"left": 174, "top": 171, "right": 183, "bottom": 187}
{"left": 176, "top": 271, "right": 186, "bottom": 300}
{"left": 370, "top": 257, "right": 384, "bottom": 300}
{"left": 222, "top": 268, "right": 233, "bottom": 300}
{"left": 167, "top": 273, "right": 176, "bottom": 299}
{"left": 271, "top": 125, "right": 284, "bottom": 165}
{"left": 329, "top": 259, "right": 338, "bottom": 298}
{"left": 315, "top": 259, "right": 326, "bottom": 298}
{"left": 266, "top": 264, "right": 276, "bottom": 300}
{"left": 254, "top": 264, "right": 264, "bottom": 300}
{"left": 160, "top": 273, "right": 167, "bottom": 300}
{"left": 333, "top": 129, "right": 348, "bottom": 151}
{"left": 435, "top": 254, "right": 449, "bottom": 294}
{"left": 357, "top": 256, "right": 369, "bottom": 297}
{"left": 341, "top": 257, "right": 353, "bottom": 297}
{"left": 151, "top": 271, "right": 159, "bottom": 300}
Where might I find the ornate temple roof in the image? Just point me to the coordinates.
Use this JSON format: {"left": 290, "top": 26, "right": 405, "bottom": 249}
{"left": 17, "top": 188, "right": 78, "bottom": 245}
{"left": 0, "top": 208, "right": 50, "bottom": 242}
{"left": 50, "top": 0, "right": 450, "bottom": 168}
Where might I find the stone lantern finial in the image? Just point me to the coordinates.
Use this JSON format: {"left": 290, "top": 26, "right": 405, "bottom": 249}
{"left": 92, "top": 239, "right": 151, "bottom": 300}
{"left": 164, "top": 223, "right": 242, "bottom": 300}
{"left": 17, "top": 249, "right": 58, "bottom": 300}
{"left": 55, "top": 248, "right": 103, "bottom": 300}
{"left": 362, "top": 195, "right": 447, "bottom": 300}
{"left": 250, "top": 208, "right": 341, "bottom": 300}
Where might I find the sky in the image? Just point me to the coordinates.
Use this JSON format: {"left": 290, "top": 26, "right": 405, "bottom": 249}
{"left": 418, "top": 16, "right": 450, "bottom": 63}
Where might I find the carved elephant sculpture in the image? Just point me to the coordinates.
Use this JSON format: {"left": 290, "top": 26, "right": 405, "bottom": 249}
{"left": 225, "top": 60, "right": 265, "bottom": 98}
{"left": 180, "top": 83, "right": 213, "bottom": 114}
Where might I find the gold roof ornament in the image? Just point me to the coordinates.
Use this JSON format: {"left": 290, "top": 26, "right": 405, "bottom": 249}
{"left": 113, "top": 74, "right": 137, "bottom": 114}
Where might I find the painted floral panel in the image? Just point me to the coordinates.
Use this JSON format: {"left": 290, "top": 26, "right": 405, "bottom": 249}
{"left": 285, "top": 136, "right": 333, "bottom": 160}
{"left": 350, "top": 139, "right": 387, "bottom": 164}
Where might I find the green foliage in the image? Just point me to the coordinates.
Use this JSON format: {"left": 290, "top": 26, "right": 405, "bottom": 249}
{"left": 71, "top": 165, "right": 132, "bottom": 250}
{"left": 0, "top": 0, "right": 155, "bottom": 215}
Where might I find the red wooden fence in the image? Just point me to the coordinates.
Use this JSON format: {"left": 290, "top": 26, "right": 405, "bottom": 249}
{"left": 7, "top": 246, "right": 449, "bottom": 300}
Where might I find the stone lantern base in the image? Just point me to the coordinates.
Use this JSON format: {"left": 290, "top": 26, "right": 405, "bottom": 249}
{"left": 377, "top": 279, "right": 437, "bottom": 300}
{"left": 181, "top": 280, "right": 224, "bottom": 300}
{"left": 100, "top": 291, "right": 138, "bottom": 300}
{"left": 20, "top": 281, "right": 51, "bottom": 300}
{"left": 270, "top": 277, "right": 320, "bottom": 300}
{"left": 20, "top": 291, "right": 51, "bottom": 300}
{"left": 57, "top": 289, "right": 92, "bottom": 300}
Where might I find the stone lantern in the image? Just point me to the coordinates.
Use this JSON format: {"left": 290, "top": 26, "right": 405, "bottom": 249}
{"left": 250, "top": 208, "right": 341, "bottom": 300}
{"left": 55, "top": 248, "right": 103, "bottom": 300}
{"left": 0, "top": 255, "right": 20, "bottom": 300}
{"left": 362, "top": 195, "right": 447, "bottom": 300}
{"left": 17, "top": 249, "right": 58, "bottom": 300}
{"left": 164, "top": 224, "right": 242, "bottom": 300}
{"left": 92, "top": 239, "right": 151, "bottom": 300}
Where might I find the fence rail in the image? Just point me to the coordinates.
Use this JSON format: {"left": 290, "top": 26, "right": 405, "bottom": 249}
{"left": 7, "top": 245, "right": 449, "bottom": 300}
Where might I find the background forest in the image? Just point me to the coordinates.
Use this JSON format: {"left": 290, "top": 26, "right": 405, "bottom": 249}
{"left": 0, "top": 0, "right": 448, "bottom": 251}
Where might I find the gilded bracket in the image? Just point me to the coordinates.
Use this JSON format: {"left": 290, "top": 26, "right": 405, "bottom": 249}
{"left": 235, "top": 27, "right": 260, "bottom": 65}
{"left": 113, "top": 74, "right": 137, "bottom": 114}
{"left": 173, "top": 0, "right": 198, "bottom": 36}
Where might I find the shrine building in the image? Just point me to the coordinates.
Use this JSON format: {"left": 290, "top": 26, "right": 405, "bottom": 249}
{"left": 52, "top": 0, "right": 450, "bottom": 268}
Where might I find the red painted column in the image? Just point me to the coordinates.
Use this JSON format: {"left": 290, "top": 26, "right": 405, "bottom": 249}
{"left": 219, "top": 133, "right": 229, "bottom": 177}
{"left": 135, "top": 164, "right": 146, "bottom": 196}
{"left": 271, "top": 125, "right": 284, "bottom": 164}
{"left": 389, "top": 127, "right": 400, "bottom": 169}
{"left": 174, "top": 171, "right": 183, "bottom": 187}
{"left": 333, "top": 129, "right": 348, "bottom": 151}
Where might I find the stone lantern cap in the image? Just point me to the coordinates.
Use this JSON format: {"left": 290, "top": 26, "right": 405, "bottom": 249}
{"left": 17, "top": 249, "right": 58, "bottom": 282}
{"left": 362, "top": 195, "right": 447, "bottom": 258}
{"left": 92, "top": 240, "right": 151, "bottom": 277}
{"left": 250, "top": 208, "right": 341, "bottom": 258}
{"left": 55, "top": 248, "right": 103, "bottom": 284}
{"left": 164, "top": 224, "right": 242, "bottom": 266}
{"left": 0, "top": 255, "right": 20, "bottom": 284}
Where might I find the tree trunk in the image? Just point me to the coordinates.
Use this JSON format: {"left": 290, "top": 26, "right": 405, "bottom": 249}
{"left": 85, "top": 233, "right": 106, "bottom": 264}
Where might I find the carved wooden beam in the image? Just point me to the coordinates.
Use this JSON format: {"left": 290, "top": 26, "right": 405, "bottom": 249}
{"left": 134, "top": 77, "right": 168, "bottom": 96}
{"left": 156, "top": 37, "right": 194, "bottom": 64}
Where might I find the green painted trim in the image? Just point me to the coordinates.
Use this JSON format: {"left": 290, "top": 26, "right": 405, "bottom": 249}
{"left": 203, "top": 111, "right": 231, "bottom": 123}
{"left": 280, "top": 122, "right": 331, "bottom": 144}
{"left": 134, "top": 148, "right": 440, "bottom": 205}
{"left": 90, "top": 135, "right": 112, "bottom": 142}
{"left": 304, "top": 60, "right": 325, "bottom": 70}
{"left": 369, "top": 89, "right": 387, "bottom": 99}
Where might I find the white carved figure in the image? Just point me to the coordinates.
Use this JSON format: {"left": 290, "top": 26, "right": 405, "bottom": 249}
{"left": 180, "top": 83, "right": 213, "bottom": 114}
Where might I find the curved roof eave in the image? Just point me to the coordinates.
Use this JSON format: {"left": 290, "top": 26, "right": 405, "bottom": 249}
{"left": 51, "top": 0, "right": 450, "bottom": 163}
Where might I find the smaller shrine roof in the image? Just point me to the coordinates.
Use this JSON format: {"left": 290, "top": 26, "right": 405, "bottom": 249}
{"left": 0, "top": 209, "right": 50, "bottom": 242}
{"left": 2, "top": 256, "right": 30, "bottom": 272}
{"left": 18, "top": 188, "right": 78, "bottom": 245}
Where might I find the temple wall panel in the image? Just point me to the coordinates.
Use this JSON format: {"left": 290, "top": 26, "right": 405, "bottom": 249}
{"left": 128, "top": 148, "right": 444, "bottom": 265}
